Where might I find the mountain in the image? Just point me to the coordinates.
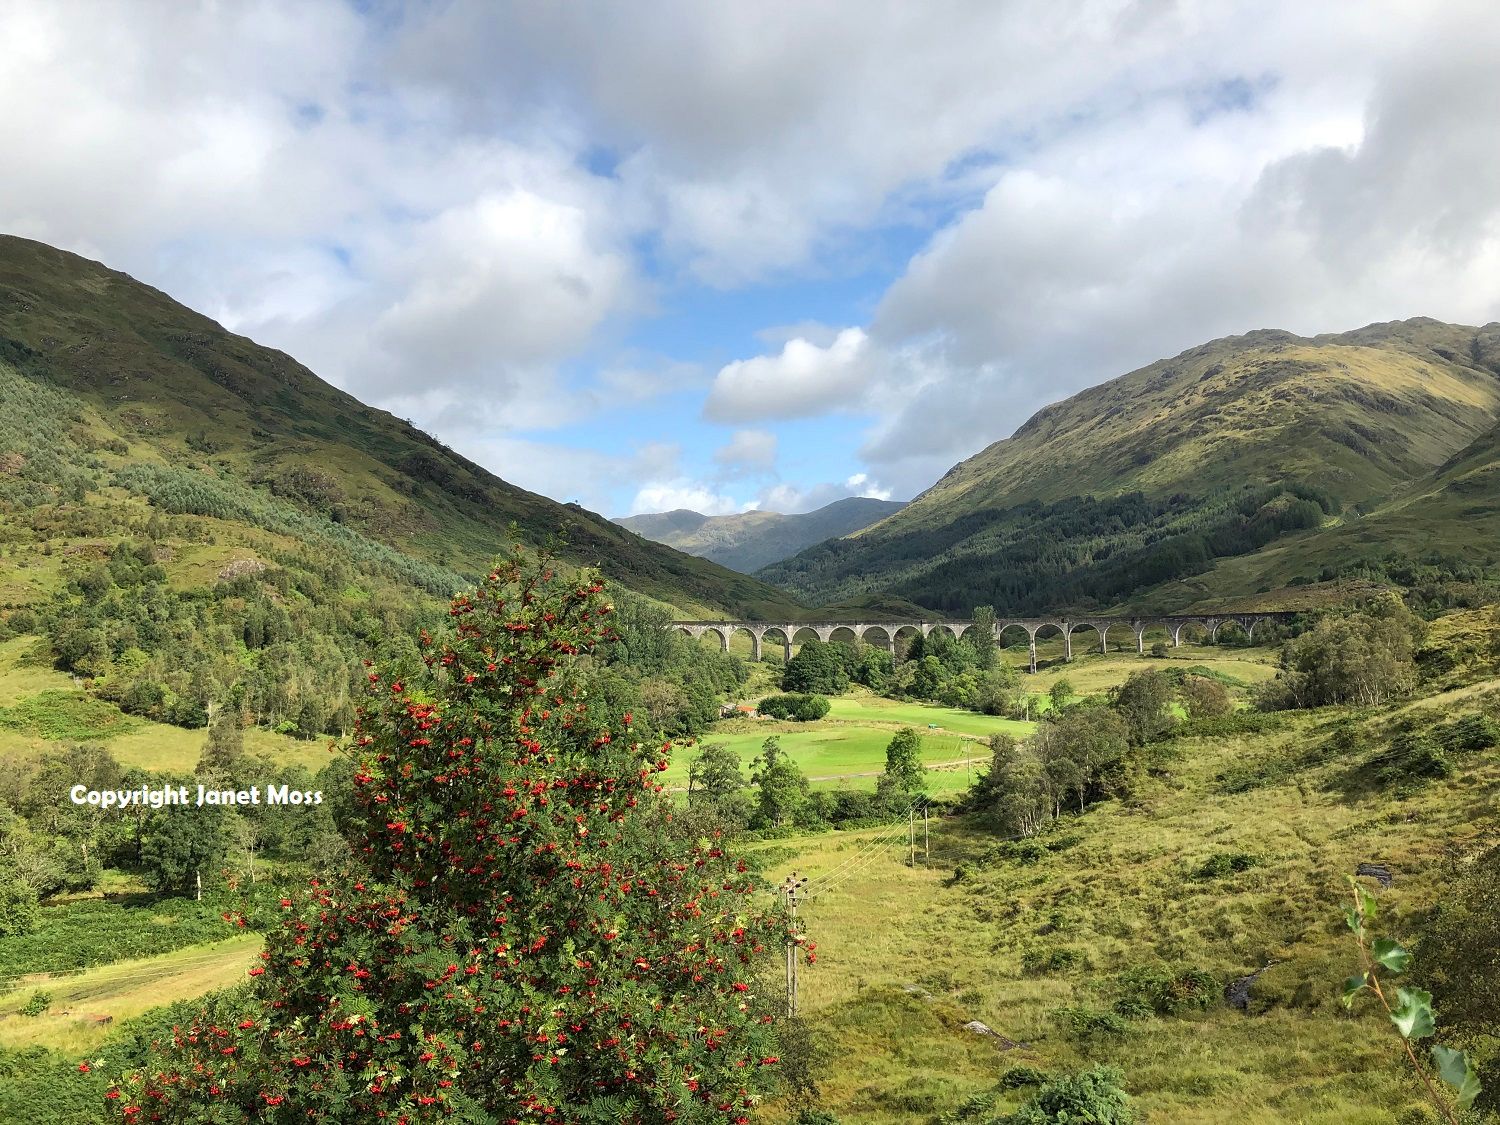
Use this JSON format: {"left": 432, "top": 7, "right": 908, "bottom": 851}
{"left": 758, "top": 318, "right": 1500, "bottom": 614}
{"left": 616, "top": 496, "right": 906, "bottom": 573}
{"left": 1141, "top": 411, "right": 1500, "bottom": 614}
{"left": 0, "top": 234, "right": 802, "bottom": 619}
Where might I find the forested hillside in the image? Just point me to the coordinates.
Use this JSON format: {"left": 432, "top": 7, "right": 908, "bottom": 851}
{"left": 760, "top": 320, "right": 1500, "bottom": 615}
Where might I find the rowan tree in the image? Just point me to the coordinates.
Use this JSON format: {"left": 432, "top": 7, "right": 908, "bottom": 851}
{"left": 108, "top": 550, "right": 792, "bottom": 1123}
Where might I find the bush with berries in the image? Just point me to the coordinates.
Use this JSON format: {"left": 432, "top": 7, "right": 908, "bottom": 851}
{"left": 107, "top": 550, "right": 793, "bottom": 1122}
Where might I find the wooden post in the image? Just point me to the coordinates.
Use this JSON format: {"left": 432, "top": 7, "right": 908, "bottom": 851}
{"left": 779, "top": 874, "right": 807, "bottom": 1017}
{"left": 924, "top": 805, "right": 930, "bottom": 860}
{"left": 908, "top": 809, "right": 916, "bottom": 866}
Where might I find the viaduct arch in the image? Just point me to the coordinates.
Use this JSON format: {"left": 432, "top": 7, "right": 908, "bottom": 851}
{"left": 669, "top": 612, "right": 1295, "bottom": 672}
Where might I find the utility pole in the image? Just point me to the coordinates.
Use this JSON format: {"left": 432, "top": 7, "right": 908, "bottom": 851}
{"left": 779, "top": 873, "right": 807, "bottom": 1017}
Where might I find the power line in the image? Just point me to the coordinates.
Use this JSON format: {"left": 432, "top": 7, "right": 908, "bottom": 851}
{"left": 803, "top": 810, "right": 924, "bottom": 899}
{"left": 801, "top": 803, "right": 920, "bottom": 890}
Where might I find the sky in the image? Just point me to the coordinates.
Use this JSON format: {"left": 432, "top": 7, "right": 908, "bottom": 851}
{"left": 4, "top": 1, "right": 1500, "bottom": 518}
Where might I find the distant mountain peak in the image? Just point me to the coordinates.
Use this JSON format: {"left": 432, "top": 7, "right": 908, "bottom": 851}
{"left": 617, "top": 495, "right": 906, "bottom": 573}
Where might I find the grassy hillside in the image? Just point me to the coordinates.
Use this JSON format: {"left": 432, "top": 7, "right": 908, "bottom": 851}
{"left": 618, "top": 496, "right": 906, "bottom": 573}
{"left": 750, "top": 620, "right": 1500, "bottom": 1124}
{"left": 759, "top": 319, "right": 1500, "bottom": 615}
{"left": 0, "top": 234, "right": 801, "bottom": 620}
{"left": 1144, "top": 417, "right": 1500, "bottom": 615}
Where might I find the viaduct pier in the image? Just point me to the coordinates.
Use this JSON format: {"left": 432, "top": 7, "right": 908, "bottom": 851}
{"left": 669, "top": 613, "right": 1296, "bottom": 672}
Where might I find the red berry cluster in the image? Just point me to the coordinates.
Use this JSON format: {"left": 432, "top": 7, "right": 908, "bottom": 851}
{"left": 106, "top": 548, "right": 792, "bottom": 1122}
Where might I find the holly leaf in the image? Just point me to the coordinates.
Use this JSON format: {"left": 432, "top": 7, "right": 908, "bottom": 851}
{"left": 1340, "top": 973, "right": 1369, "bottom": 1009}
{"left": 1433, "top": 1044, "right": 1482, "bottom": 1110}
{"left": 1371, "top": 937, "right": 1411, "bottom": 974}
{"left": 1389, "top": 987, "right": 1436, "bottom": 1041}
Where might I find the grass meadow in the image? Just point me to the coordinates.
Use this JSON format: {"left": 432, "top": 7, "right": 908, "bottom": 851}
{"left": 0, "top": 935, "right": 263, "bottom": 1055}
{"left": 751, "top": 706, "right": 1498, "bottom": 1124}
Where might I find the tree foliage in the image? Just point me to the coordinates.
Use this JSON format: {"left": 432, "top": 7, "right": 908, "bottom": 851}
{"left": 749, "top": 736, "right": 814, "bottom": 831}
{"left": 108, "top": 552, "right": 790, "bottom": 1122}
{"left": 782, "top": 639, "right": 849, "bottom": 696}
{"left": 1111, "top": 670, "right": 1177, "bottom": 744}
{"left": 1257, "top": 597, "right": 1421, "bottom": 709}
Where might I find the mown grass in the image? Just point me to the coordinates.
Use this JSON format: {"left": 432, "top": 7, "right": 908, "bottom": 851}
{"left": 823, "top": 695, "right": 1036, "bottom": 739}
{"left": 0, "top": 935, "right": 262, "bottom": 1055}
{"left": 755, "top": 678, "right": 1498, "bottom": 1122}
{"left": 669, "top": 723, "right": 984, "bottom": 792}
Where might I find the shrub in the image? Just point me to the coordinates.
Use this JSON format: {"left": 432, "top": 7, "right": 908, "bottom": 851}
{"left": 1005, "top": 1065, "right": 1135, "bottom": 1124}
{"left": 1373, "top": 731, "right": 1453, "bottom": 789}
{"left": 997, "top": 1066, "right": 1049, "bottom": 1089}
{"left": 1112, "top": 995, "right": 1154, "bottom": 1020}
{"left": 1195, "top": 852, "right": 1259, "bottom": 879}
{"left": 19, "top": 990, "right": 50, "bottom": 1017}
{"left": 1114, "top": 965, "right": 1220, "bottom": 1016}
{"left": 795, "top": 693, "right": 832, "bottom": 721}
{"left": 1173, "top": 711, "right": 1287, "bottom": 739}
{"left": 1436, "top": 713, "right": 1500, "bottom": 753}
{"left": 1050, "top": 1006, "right": 1129, "bottom": 1038}
{"left": 1022, "top": 947, "right": 1087, "bottom": 975}
{"left": 758, "top": 692, "right": 830, "bottom": 722}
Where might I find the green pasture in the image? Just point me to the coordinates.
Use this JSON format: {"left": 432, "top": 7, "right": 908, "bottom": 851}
{"left": 664, "top": 722, "right": 995, "bottom": 795}
{"left": 823, "top": 695, "right": 1037, "bottom": 738}
{"left": 0, "top": 934, "right": 263, "bottom": 1055}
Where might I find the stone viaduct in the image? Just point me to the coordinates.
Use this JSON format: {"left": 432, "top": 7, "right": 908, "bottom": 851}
{"left": 669, "top": 613, "right": 1296, "bottom": 672}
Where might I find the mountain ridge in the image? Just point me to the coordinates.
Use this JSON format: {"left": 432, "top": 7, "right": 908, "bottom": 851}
{"left": 616, "top": 495, "right": 905, "bottom": 573}
{"left": 0, "top": 234, "right": 803, "bottom": 619}
{"left": 761, "top": 317, "right": 1500, "bottom": 614}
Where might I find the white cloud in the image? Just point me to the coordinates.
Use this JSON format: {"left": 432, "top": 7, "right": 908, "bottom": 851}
{"left": 7, "top": 0, "right": 1500, "bottom": 515}
{"left": 0, "top": 0, "right": 640, "bottom": 443}
{"left": 844, "top": 473, "right": 893, "bottom": 502}
{"left": 713, "top": 429, "right": 778, "bottom": 474}
{"left": 627, "top": 483, "right": 744, "bottom": 517}
{"left": 705, "top": 328, "right": 883, "bottom": 421}
{"left": 844, "top": 1, "right": 1500, "bottom": 495}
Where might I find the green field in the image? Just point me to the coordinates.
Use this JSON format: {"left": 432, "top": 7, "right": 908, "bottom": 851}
{"left": 665, "top": 723, "right": 991, "bottom": 795}
{"left": 0, "top": 935, "right": 262, "bottom": 1055}
{"left": 823, "top": 695, "right": 1037, "bottom": 738}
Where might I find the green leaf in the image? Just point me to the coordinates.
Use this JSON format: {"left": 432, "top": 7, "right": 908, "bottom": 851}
{"left": 1344, "top": 907, "right": 1364, "bottom": 936}
{"left": 1358, "top": 885, "right": 1379, "bottom": 922}
{"left": 1371, "top": 937, "right": 1411, "bottom": 974}
{"left": 1389, "top": 987, "right": 1436, "bottom": 1041}
{"left": 1433, "top": 1044, "right": 1482, "bottom": 1110}
{"left": 1340, "top": 973, "right": 1369, "bottom": 1009}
